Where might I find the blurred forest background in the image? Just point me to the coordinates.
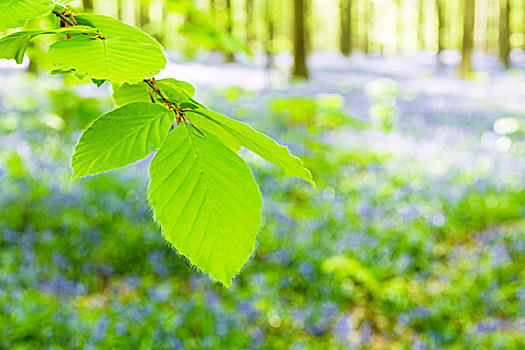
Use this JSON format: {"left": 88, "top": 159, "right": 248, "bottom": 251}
{"left": 1, "top": 0, "right": 525, "bottom": 349}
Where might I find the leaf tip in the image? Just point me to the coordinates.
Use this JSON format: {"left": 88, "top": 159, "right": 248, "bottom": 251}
{"left": 221, "top": 279, "right": 232, "bottom": 289}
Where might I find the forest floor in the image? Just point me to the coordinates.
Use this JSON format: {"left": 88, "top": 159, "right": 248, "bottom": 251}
{"left": 1, "top": 52, "right": 524, "bottom": 348}
{"left": 163, "top": 50, "right": 525, "bottom": 178}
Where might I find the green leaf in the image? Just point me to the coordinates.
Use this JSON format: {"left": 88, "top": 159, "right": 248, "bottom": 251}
{"left": 186, "top": 117, "right": 242, "bottom": 153}
{"left": 48, "top": 35, "right": 167, "bottom": 84}
{"left": 183, "top": 95, "right": 209, "bottom": 110}
{"left": 112, "top": 82, "right": 156, "bottom": 106}
{"left": 47, "top": 11, "right": 167, "bottom": 84}
{"left": 0, "top": 26, "right": 96, "bottom": 64}
{"left": 0, "top": 33, "right": 32, "bottom": 64}
{"left": 158, "top": 78, "right": 196, "bottom": 98}
{"left": 149, "top": 124, "right": 262, "bottom": 287}
{"left": 158, "top": 79, "right": 209, "bottom": 109}
{"left": 186, "top": 109, "right": 315, "bottom": 187}
{"left": 75, "top": 14, "right": 161, "bottom": 48}
{"left": 112, "top": 79, "right": 196, "bottom": 107}
{"left": 72, "top": 102, "right": 173, "bottom": 179}
{"left": 0, "top": 0, "right": 53, "bottom": 29}
{"left": 112, "top": 81, "right": 240, "bottom": 151}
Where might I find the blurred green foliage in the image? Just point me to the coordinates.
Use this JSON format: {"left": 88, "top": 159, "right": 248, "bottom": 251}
{"left": 0, "top": 72, "right": 524, "bottom": 349}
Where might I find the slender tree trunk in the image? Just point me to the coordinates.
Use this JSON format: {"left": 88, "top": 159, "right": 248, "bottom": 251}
{"left": 139, "top": 0, "right": 150, "bottom": 27}
{"left": 485, "top": 0, "right": 494, "bottom": 52}
{"left": 363, "top": 0, "right": 370, "bottom": 54}
{"left": 225, "top": 0, "right": 235, "bottom": 62}
{"left": 209, "top": 0, "right": 218, "bottom": 54}
{"left": 117, "top": 0, "right": 123, "bottom": 20}
{"left": 245, "top": 0, "right": 255, "bottom": 49}
{"left": 459, "top": 0, "right": 476, "bottom": 77}
{"left": 292, "top": 0, "right": 309, "bottom": 78}
{"left": 340, "top": 0, "right": 353, "bottom": 56}
{"left": 82, "top": 0, "right": 93, "bottom": 11}
{"left": 159, "top": 0, "right": 168, "bottom": 47}
{"left": 498, "top": 0, "right": 511, "bottom": 68}
{"left": 436, "top": 0, "right": 445, "bottom": 62}
{"left": 207, "top": 0, "right": 219, "bottom": 56}
{"left": 226, "top": 0, "right": 234, "bottom": 34}
{"left": 396, "top": 0, "right": 403, "bottom": 53}
{"left": 304, "top": 0, "right": 312, "bottom": 55}
{"left": 418, "top": 0, "right": 425, "bottom": 50}
{"left": 266, "top": 0, "right": 275, "bottom": 68}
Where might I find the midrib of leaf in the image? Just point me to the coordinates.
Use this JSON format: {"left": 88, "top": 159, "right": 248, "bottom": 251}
{"left": 153, "top": 149, "right": 194, "bottom": 211}
{"left": 102, "top": 39, "right": 110, "bottom": 80}
{"left": 184, "top": 109, "right": 315, "bottom": 187}
{"left": 170, "top": 172, "right": 203, "bottom": 249}
{"left": 149, "top": 125, "right": 262, "bottom": 286}
{"left": 1, "top": 0, "right": 52, "bottom": 27}
{"left": 148, "top": 141, "right": 189, "bottom": 194}
{"left": 50, "top": 36, "right": 166, "bottom": 84}
{"left": 184, "top": 125, "right": 229, "bottom": 274}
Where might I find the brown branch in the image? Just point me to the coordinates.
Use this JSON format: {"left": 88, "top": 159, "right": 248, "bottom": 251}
{"left": 146, "top": 85, "right": 156, "bottom": 103}
{"left": 144, "top": 78, "right": 170, "bottom": 105}
{"left": 52, "top": 9, "right": 75, "bottom": 27}
{"left": 144, "top": 78, "right": 184, "bottom": 125}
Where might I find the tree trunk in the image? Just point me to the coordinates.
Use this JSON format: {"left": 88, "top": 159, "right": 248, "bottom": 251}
{"left": 266, "top": 0, "right": 275, "bottom": 68}
{"left": 459, "top": 0, "right": 476, "bottom": 77}
{"left": 304, "top": 0, "right": 312, "bottom": 55}
{"left": 363, "top": 0, "right": 370, "bottom": 54}
{"left": 498, "top": 0, "right": 511, "bottom": 68}
{"left": 485, "top": 0, "right": 494, "bottom": 52}
{"left": 117, "top": 0, "right": 123, "bottom": 20}
{"left": 139, "top": 0, "right": 150, "bottom": 27}
{"left": 418, "top": 0, "right": 425, "bottom": 50}
{"left": 159, "top": 0, "right": 168, "bottom": 47}
{"left": 292, "top": 0, "right": 309, "bottom": 78}
{"left": 245, "top": 0, "right": 255, "bottom": 49}
{"left": 340, "top": 0, "right": 353, "bottom": 56}
{"left": 436, "top": 0, "right": 445, "bottom": 62}
{"left": 82, "top": 0, "right": 93, "bottom": 11}
{"left": 225, "top": 0, "right": 235, "bottom": 62}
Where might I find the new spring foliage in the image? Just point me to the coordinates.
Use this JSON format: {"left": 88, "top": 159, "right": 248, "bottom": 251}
{"left": 0, "top": 0, "right": 314, "bottom": 287}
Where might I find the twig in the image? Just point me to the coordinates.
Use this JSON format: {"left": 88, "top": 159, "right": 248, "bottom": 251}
{"left": 145, "top": 78, "right": 184, "bottom": 125}
{"left": 52, "top": 9, "right": 75, "bottom": 27}
{"left": 146, "top": 85, "right": 156, "bottom": 103}
{"left": 144, "top": 78, "right": 171, "bottom": 105}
